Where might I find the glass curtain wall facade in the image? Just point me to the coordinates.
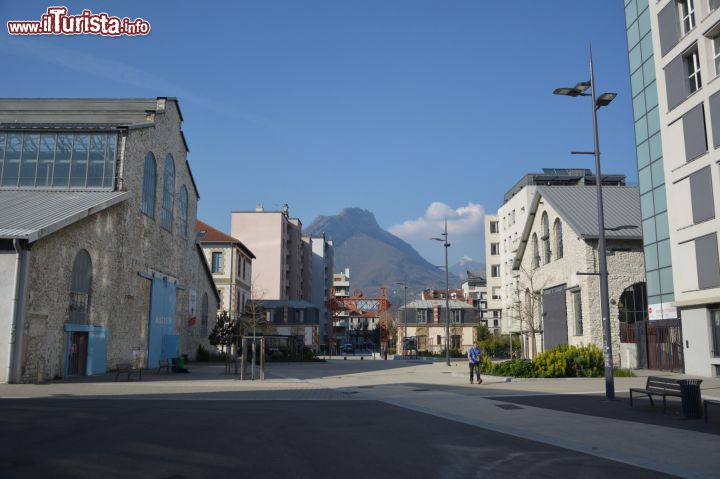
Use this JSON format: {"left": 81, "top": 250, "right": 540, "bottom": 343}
{"left": 625, "top": 0, "right": 676, "bottom": 318}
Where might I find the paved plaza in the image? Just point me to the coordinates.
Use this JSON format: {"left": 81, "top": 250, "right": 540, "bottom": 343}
{"left": 1, "top": 359, "right": 719, "bottom": 478}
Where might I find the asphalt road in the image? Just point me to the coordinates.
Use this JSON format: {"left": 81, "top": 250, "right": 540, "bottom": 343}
{"left": 0, "top": 399, "right": 674, "bottom": 479}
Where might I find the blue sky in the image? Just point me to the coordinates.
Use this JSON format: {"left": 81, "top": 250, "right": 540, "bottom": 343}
{"left": 0, "top": 1, "right": 636, "bottom": 266}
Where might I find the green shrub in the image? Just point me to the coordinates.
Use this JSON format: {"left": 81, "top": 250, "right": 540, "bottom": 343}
{"left": 612, "top": 368, "right": 636, "bottom": 377}
{"left": 478, "top": 357, "right": 535, "bottom": 378}
{"left": 534, "top": 344, "right": 604, "bottom": 378}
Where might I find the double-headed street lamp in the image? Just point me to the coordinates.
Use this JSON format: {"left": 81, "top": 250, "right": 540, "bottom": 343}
{"left": 431, "top": 219, "right": 451, "bottom": 367}
{"left": 394, "top": 279, "right": 408, "bottom": 357}
{"left": 554, "top": 48, "right": 617, "bottom": 401}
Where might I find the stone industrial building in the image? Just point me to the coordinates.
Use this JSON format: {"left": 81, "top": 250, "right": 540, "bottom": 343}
{"left": 511, "top": 186, "right": 645, "bottom": 366}
{"left": 0, "top": 98, "right": 218, "bottom": 383}
{"left": 196, "top": 220, "right": 255, "bottom": 321}
{"left": 485, "top": 168, "right": 627, "bottom": 336}
{"left": 623, "top": 0, "right": 720, "bottom": 377}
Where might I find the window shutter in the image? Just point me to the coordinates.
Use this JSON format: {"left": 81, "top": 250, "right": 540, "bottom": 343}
{"left": 689, "top": 166, "right": 715, "bottom": 223}
{"left": 665, "top": 54, "right": 687, "bottom": 111}
{"left": 710, "top": 91, "right": 720, "bottom": 148}
{"left": 683, "top": 103, "right": 708, "bottom": 161}
{"left": 659, "top": 1, "right": 680, "bottom": 56}
{"left": 696, "top": 233, "right": 720, "bottom": 289}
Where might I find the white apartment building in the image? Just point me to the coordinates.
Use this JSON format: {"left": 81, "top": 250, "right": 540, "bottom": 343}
{"left": 484, "top": 215, "right": 502, "bottom": 328}
{"left": 487, "top": 169, "right": 627, "bottom": 334}
{"left": 642, "top": 0, "right": 720, "bottom": 376}
{"left": 308, "top": 234, "right": 334, "bottom": 346}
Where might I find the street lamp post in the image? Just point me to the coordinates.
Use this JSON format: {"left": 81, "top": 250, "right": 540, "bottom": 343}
{"left": 431, "top": 219, "right": 451, "bottom": 367}
{"left": 554, "top": 47, "right": 618, "bottom": 401}
{"left": 394, "top": 280, "right": 408, "bottom": 357}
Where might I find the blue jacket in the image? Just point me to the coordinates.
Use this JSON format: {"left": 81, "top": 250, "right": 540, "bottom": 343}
{"left": 468, "top": 346, "right": 481, "bottom": 364}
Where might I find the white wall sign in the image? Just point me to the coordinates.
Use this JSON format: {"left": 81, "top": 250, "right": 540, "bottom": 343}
{"left": 648, "top": 302, "right": 677, "bottom": 320}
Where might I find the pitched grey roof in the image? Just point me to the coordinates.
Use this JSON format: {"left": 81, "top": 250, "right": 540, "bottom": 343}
{"left": 537, "top": 186, "right": 642, "bottom": 239}
{"left": 0, "top": 98, "right": 166, "bottom": 129}
{"left": 401, "top": 299, "right": 475, "bottom": 310}
{"left": 513, "top": 186, "right": 642, "bottom": 270}
{"left": 0, "top": 190, "right": 131, "bottom": 242}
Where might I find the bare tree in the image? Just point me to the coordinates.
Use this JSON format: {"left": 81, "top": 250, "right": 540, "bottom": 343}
{"left": 506, "top": 266, "right": 544, "bottom": 359}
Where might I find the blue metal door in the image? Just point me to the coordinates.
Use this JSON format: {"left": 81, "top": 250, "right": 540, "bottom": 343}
{"left": 147, "top": 275, "right": 178, "bottom": 368}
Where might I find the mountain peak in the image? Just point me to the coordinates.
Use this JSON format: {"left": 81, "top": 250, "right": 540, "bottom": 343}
{"left": 305, "top": 207, "right": 460, "bottom": 303}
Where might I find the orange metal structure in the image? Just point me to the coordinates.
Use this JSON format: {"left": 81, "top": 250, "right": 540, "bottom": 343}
{"left": 327, "top": 287, "right": 391, "bottom": 350}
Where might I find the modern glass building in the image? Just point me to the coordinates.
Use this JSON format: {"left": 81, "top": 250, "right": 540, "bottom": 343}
{"left": 624, "top": 0, "right": 677, "bottom": 320}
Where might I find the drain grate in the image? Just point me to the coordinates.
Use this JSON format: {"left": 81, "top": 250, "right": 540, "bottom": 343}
{"left": 342, "top": 391, "right": 359, "bottom": 395}
{"left": 495, "top": 403, "right": 523, "bottom": 410}
{"left": 356, "top": 385, "right": 374, "bottom": 389}
{"left": 412, "top": 388, "right": 430, "bottom": 392}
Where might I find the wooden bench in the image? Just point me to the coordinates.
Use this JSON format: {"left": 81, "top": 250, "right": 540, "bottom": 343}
{"left": 158, "top": 359, "right": 171, "bottom": 374}
{"left": 115, "top": 363, "right": 142, "bottom": 382}
{"left": 629, "top": 376, "right": 682, "bottom": 413}
{"left": 704, "top": 399, "right": 720, "bottom": 424}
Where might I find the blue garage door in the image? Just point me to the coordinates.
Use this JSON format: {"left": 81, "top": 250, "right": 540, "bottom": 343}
{"left": 147, "top": 275, "right": 179, "bottom": 368}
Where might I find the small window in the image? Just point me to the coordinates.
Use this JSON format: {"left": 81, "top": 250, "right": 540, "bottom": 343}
{"left": 531, "top": 233, "right": 540, "bottom": 269}
{"left": 69, "top": 249, "right": 92, "bottom": 323}
{"left": 679, "top": 0, "right": 696, "bottom": 35}
{"left": 541, "top": 212, "right": 551, "bottom": 264}
{"left": 554, "top": 219, "right": 564, "bottom": 259}
{"left": 436, "top": 334, "right": 442, "bottom": 345}
{"left": 491, "top": 243, "right": 500, "bottom": 255}
{"left": 713, "top": 33, "right": 720, "bottom": 76}
{"left": 710, "top": 308, "right": 720, "bottom": 357}
{"left": 141, "top": 152, "right": 156, "bottom": 217}
{"left": 573, "top": 290, "right": 583, "bottom": 336}
{"left": 686, "top": 48, "right": 702, "bottom": 94}
{"left": 490, "top": 221, "right": 499, "bottom": 234}
{"left": 491, "top": 265, "right": 500, "bottom": 278}
{"left": 451, "top": 309, "right": 462, "bottom": 323}
{"left": 178, "top": 185, "right": 188, "bottom": 237}
{"left": 416, "top": 309, "right": 428, "bottom": 323}
{"left": 212, "top": 252, "right": 223, "bottom": 273}
{"left": 161, "top": 154, "right": 175, "bottom": 231}
{"left": 492, "top": 287, "right": 501, "bottom": 300}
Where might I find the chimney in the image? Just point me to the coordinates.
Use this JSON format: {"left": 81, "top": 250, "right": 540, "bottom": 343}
{"left": 255, "top": 204, "right": 264, "bottom": 212}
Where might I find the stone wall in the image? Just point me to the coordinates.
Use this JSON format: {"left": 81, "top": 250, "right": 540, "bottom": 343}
{"left": 18, "top": 101, "right": 218, "bottom": 382}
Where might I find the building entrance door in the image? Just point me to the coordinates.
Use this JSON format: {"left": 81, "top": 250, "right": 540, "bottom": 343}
{"left": 542, "top": 285, "right": 568, "bottom": 350}
{"left": 68, "top": 332, "right": 88, "bottom": 376}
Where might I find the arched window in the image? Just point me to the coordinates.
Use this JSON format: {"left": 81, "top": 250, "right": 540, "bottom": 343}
{"left": 201, "top": 293, "right": 209, "bottom": 336}
{"left": 541, "top": 212, "right": 551, "bottom": 264}
{"left": 69, "top": 249, "right": 92, "bottom": 323}
{"left": 141, "top": 152, "right": 156, "bottom": 217}
{"left": 554, "top": 219, "right": 564, "bottom": 259}
{"left": 161, "top": 154, "right": 175, "bottom": 231}
{"left": 178, "top": 185, "right": 188, "bottom": 237}
{"left": 618, "top": 282, "right": 648, "bottom": 342}
{"left": 531, "top": 233, "right": 539, "bottom": 269}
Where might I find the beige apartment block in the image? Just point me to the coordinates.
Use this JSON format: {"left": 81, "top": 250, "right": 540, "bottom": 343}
{"left": 231, "top": 204, "right": 307, "bottom": 301}
{"left": 399, "top": 299, "right": 480, "bottom": 354}
{"left": 511, "top": 186, "right": 645, "bottom": 366}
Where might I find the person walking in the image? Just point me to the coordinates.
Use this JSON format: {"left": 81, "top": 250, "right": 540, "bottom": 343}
{"left": 468, "top": 343, "right": 482, "bottom": 384}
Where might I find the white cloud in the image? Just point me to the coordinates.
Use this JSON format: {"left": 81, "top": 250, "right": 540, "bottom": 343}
{"left": 389, "top": 202, "right": 486, "bottom": 240}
